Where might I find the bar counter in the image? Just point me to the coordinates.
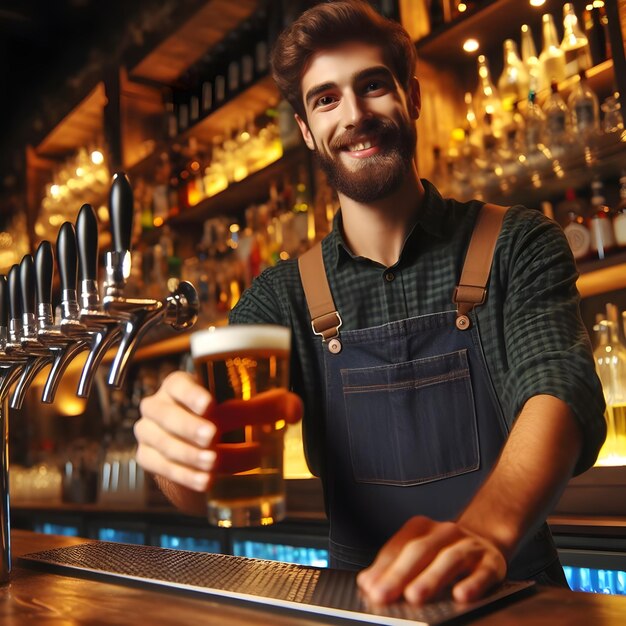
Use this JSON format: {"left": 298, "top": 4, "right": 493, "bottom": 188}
{"left": 1, "top": 530, "right": 625, "bottom": 625}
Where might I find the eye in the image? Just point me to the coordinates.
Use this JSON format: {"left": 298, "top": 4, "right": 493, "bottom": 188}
{"left": 315, "top": 95, "right": 336, "bottom": 108}
{"left": 363, "top": 80, "right": 388, "bottom": 95}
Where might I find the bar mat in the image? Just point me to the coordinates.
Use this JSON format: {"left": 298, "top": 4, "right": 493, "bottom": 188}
{"left": 19, "top": 542, "right": 534, "bottom": 625}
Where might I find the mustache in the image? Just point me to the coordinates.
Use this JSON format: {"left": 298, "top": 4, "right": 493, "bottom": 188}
{"left": 329, "top": 117, "right": 399, "bottom": 151}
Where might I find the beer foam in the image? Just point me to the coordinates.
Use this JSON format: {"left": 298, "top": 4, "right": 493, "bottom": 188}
{"left": 190, "top": 324, "right": 291, "bottom": 358}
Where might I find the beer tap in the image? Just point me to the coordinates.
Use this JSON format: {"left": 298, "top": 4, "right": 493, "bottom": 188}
{"left": 40, "top": 223, "right": 92, "bottom": 404}
{"left": 102, "top": 172, "right": 198, "bottom": 388}
{"left": 0, "top": 273, "right": 27, "bottom": 583}
{"left": 9, "top": 255, "right": 55, "bottom": 410}
{"left": 5, "top": 265, "right": 26, "bottom": 358}
{"left": 74, "top": 203, "right": 123, "bottom": 398}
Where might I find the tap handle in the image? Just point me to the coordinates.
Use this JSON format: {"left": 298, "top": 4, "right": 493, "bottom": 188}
{"left": 19, "top": 255, "right": 36, "bottom": 316}
{"left": 8, "top": 264, "right": 22, "bottom": 320}
{"left": 35, "top": 241, "right": 54, "bottom": 306}
{"left": 109, "top": 172, "right": 133, "bottom": 253}
{"left": 57, "top": 222, "right": 78, "bottom": 293}
{"left": 0, "top": 274, "right": 7, "bottom": 328}
{"left": 77, "top": 203, "right": 99, "bottom": 282}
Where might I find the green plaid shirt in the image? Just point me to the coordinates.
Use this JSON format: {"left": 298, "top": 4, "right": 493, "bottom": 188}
{"left": 231, "top": 180, "right": 606, "bottom": 477}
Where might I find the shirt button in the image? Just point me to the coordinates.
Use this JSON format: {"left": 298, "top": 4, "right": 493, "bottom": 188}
{"left": 384, "top": 271, "right": 395, "bottom": 282}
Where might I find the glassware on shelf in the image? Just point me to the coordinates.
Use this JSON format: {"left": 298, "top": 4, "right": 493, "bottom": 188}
{"left": 561, "top": 2, "right": 593, "bottom": 78}
{"left": 583, "top": 1, "right": 611, "bottom": 66}
{"left": 521, "top": 23, "right": 541, "bottom": 94}
{"left": 539, "top": 13, "right": 567, "bottom": 90}
{"left": 521, "top": 91, "right": 550, "bottom": 188}
{"left": 600, "top": 92, "right": 625, "bottom": 136}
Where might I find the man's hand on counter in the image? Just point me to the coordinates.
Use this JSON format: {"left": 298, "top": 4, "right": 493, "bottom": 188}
{"left": 356, "top": 516, "right": 507, "bottom": 605}
{"left": 134, "top": 371, "right": 302, "bottom": 493}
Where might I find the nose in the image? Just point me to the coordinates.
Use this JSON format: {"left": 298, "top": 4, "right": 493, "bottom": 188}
{"left": 343, "top": 91, "right": 371, "bottom": 129}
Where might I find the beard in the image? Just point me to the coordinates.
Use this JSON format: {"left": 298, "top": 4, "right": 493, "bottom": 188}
{"left": 313, "top": 116, "right": 417, "bottom": 203}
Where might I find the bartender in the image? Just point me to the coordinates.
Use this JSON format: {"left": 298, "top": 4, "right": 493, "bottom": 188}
{"left": 134, "top": 0, "right": 606, "bottom": 607}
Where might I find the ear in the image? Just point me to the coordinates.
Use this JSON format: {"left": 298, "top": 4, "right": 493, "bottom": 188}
{"left": 295, "top": 113, "right": 316, "bottom": 151}
{"left": 407, "top": 76, "right": 421, "bottom": 120}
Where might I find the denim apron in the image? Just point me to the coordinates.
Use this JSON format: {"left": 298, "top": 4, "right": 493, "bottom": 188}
{"left": 298, "top": 204, "right": 560, "bottom": 581}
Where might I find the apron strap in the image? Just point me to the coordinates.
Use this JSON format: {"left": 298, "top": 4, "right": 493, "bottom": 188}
{"left": 453, "top": 202, "right": 508, "bottom": 330}
{"left": 298, "top": 241, "right": 343, "bottom": 353}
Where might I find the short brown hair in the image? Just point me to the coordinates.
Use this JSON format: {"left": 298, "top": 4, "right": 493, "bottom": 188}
{"left": 271, "top": 0, "right": 417, "bottom": 119}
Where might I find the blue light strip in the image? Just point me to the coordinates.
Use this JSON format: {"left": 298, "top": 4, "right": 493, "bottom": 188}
{"left": 563, "top": 566, "right": 626, "bottom": 595}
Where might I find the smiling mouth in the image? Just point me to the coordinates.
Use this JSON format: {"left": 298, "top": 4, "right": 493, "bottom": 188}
{"left": 345, "top": 140, "right": 374, "bottom": 152}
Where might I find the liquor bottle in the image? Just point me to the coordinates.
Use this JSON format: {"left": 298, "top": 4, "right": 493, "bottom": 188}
{"left": 589, "top": 177, "right": 616, "bottom": 260}
{"left": 539, "top": 13, "right": 567, "bottom": 90}
{"left": 212, "top": 41, "right": 228, "bottom": 107}
{"left": 523, "top": 90, "right": 545, "bottom": 155}
{"left": 197, "top": 52, "right": 215, "bottom": 118}
{"left": 561, "top": 2, "right": 592, "bottom": 78}
{"left": 555, "top": 187, "right": 588, "bottom": 228}
{"left": 568, "top": 70, "right": 600, "bottom": 137}
{"left": 542, "top": 82, "right": 571, "bottom": 156}
{"left": 474, "top": 54, "right": 503, "bottom": 137}
{"left": 428, "top": 0, "right": 445, "bottom": 30}
{"left": 593, "top": 309, "right": 626, "bottom": 465}
{"left": 612, "top": 172, "right": 626, "bottom": 247}
{"left": 563, "top": 209, "right": 591, "bottom": 261}
{"left": 601, "top": 92, "right": 624, "bottom": 135}
{"left": 521, "top": 23, "right": 541, "bottom": 94}
{"left": 497, "top": 39, "right": 529, "bottom": 110}
{"left": 583, "top": 2, "right": 611, "bottom": 66}
{"left": 225, "top": 30, "right": 242, "bottom": 98}
{"left": 163, "top": 88, "right": 178, "bottom": 140}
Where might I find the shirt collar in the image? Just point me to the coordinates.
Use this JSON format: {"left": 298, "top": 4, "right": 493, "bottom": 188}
{"left": 328, "top": 179, "right": 450, "bottom": 268}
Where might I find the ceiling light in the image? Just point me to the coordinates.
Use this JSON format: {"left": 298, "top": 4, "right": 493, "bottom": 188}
{"left": 463, "top": 38, "right": 480, "bottom": 53}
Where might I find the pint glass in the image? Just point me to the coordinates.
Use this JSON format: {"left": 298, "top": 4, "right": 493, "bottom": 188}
{"left": 190, "top": 324, "right": 291, "bottom": 527}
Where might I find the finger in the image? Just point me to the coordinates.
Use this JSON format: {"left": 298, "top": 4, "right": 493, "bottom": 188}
{"left": 161, "top": 371, "right": 213, "bottom": 415}
{"left": 452, "top": 555, "right": 505, "bottom": 604}
{"left": 139, "top": 394, "right": 217, "bottom": 447}
{"left": 357, "top": 517, "right": 440, "bottom": 590}
{"left": 136, "top": 443, "right": 211, "bottom": 491}
{"left": 403, "top": 538, "right": 485, "bottom": 605}
{"left": 134, "top": 418, "right": 217, "bottom": 472}
{"left": 213, "top": 442, "right": 261, "bottom": 474}
{"left": 213, "top": 389, "right": 303, "bottom": 432}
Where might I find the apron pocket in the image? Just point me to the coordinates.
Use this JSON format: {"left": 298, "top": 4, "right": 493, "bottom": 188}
{"left": 341, "top": 349, "right": 479, "bottom": 486}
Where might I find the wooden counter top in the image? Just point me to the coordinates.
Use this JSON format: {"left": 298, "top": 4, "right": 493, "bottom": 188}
{"left": 2, "top": 530, "right": 626, "bottom": 625}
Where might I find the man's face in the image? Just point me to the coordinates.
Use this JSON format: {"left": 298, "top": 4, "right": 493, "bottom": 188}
{"left": 296, "top": 41, "right": 420, "bottom": 203}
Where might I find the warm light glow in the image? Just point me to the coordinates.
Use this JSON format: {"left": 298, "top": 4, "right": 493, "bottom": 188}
{"left": 75, "top": 167, "right": 85, "bottom": 177}
{"left": 50, "top": 184, "right": 60, "bottom": 198}
{"left": 457, "top": 2, "right": 467, "bottom": 12}
{"left": 153, "top": 216, "right": 164, "bottom": 227}
{"left": 229, "top": 223, "right": 240, "bottom": 233}
{"left": 529, "top": 0, "right": 546, "bottom": 6}
{"left": 463, "top": 38, "right": 479, "bottom": 53}
{"left": 90, "top": 150, "right": 104, "bottom": 165}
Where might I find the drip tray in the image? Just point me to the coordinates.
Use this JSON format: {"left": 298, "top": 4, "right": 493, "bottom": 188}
{"left": 19, "top": 542, "right": 534, "bottom": 625}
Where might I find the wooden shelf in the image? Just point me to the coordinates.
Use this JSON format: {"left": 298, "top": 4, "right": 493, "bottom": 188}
{"left": 128, "top": 0, "right": 258, "bottom": 85}
{"left": 167, "top": 143, "right": 308, "bottom": 225}
{"left": 416, "top": 0, "right": 563, "bottom": 63}
{"left": 181, "top": 73, "right": 279, "bottom": 144}
{"left": 36, "top": 83, "right": 107, "bottom": 158}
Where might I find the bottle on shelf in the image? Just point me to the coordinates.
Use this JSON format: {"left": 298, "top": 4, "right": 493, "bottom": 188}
{"left": 563, "top": 207, "right": 592, "bottom": 261}
{"left": 568, "top": 70, "right": 600, "bottom": 161}
{"left": 612, "top": 172, "right": 626, "bottom": 248}
{"left": 521, "top": 23, "right": 541, "bottom": 94}
{"left": 600, "top": 91, "right": 624, "bottom": 135}
{"left": 594, "top": 304, "right": 626, "bottom": 466}
{"left": 542, "top": 81, "right": 571, "bottom": 158}
{"left": 583, "top": 1, "right": 611, "bottom": 67}
{"left": 589, "top": 177, "right": 616, "bottom": 260}
{"left": 428, "top": 0, "right": 446, "bottom": 31}
{"left": 560, "top": 2, "right": 592, "bottom": 78}
{"left": 497, "top": 39, "right": 529, "bottom": 113}
{"left": 474, "top": 54, "right": 503, "bottom": 138}
{"left": 539, "top": 13, "right": 567, "bottom": 90}
{"left": 521, "top": 90, "right": 549, "bottom": 186}
{"left": 555, "top": 187, "right": 588, "bottom": 228}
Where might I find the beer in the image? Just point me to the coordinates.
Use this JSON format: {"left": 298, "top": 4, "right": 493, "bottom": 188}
{"left": 190, "top": 325, "right": 291, "bottom": 527}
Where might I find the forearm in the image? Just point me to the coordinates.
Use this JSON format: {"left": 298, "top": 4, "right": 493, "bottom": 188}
{"left": 458, "top": 394, "right": 582, "bottom": 560}
{"left": 153, "top": 474, "right": 207, "bottom": 517}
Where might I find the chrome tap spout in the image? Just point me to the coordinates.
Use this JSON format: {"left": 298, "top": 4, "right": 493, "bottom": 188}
{"left": 41, "top": 341, "right": 90, "bottom": 404}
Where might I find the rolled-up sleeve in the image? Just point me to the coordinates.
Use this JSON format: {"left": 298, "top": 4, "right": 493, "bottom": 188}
{"left": 498, "top": 209, "right": 606, "bottom": 475}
